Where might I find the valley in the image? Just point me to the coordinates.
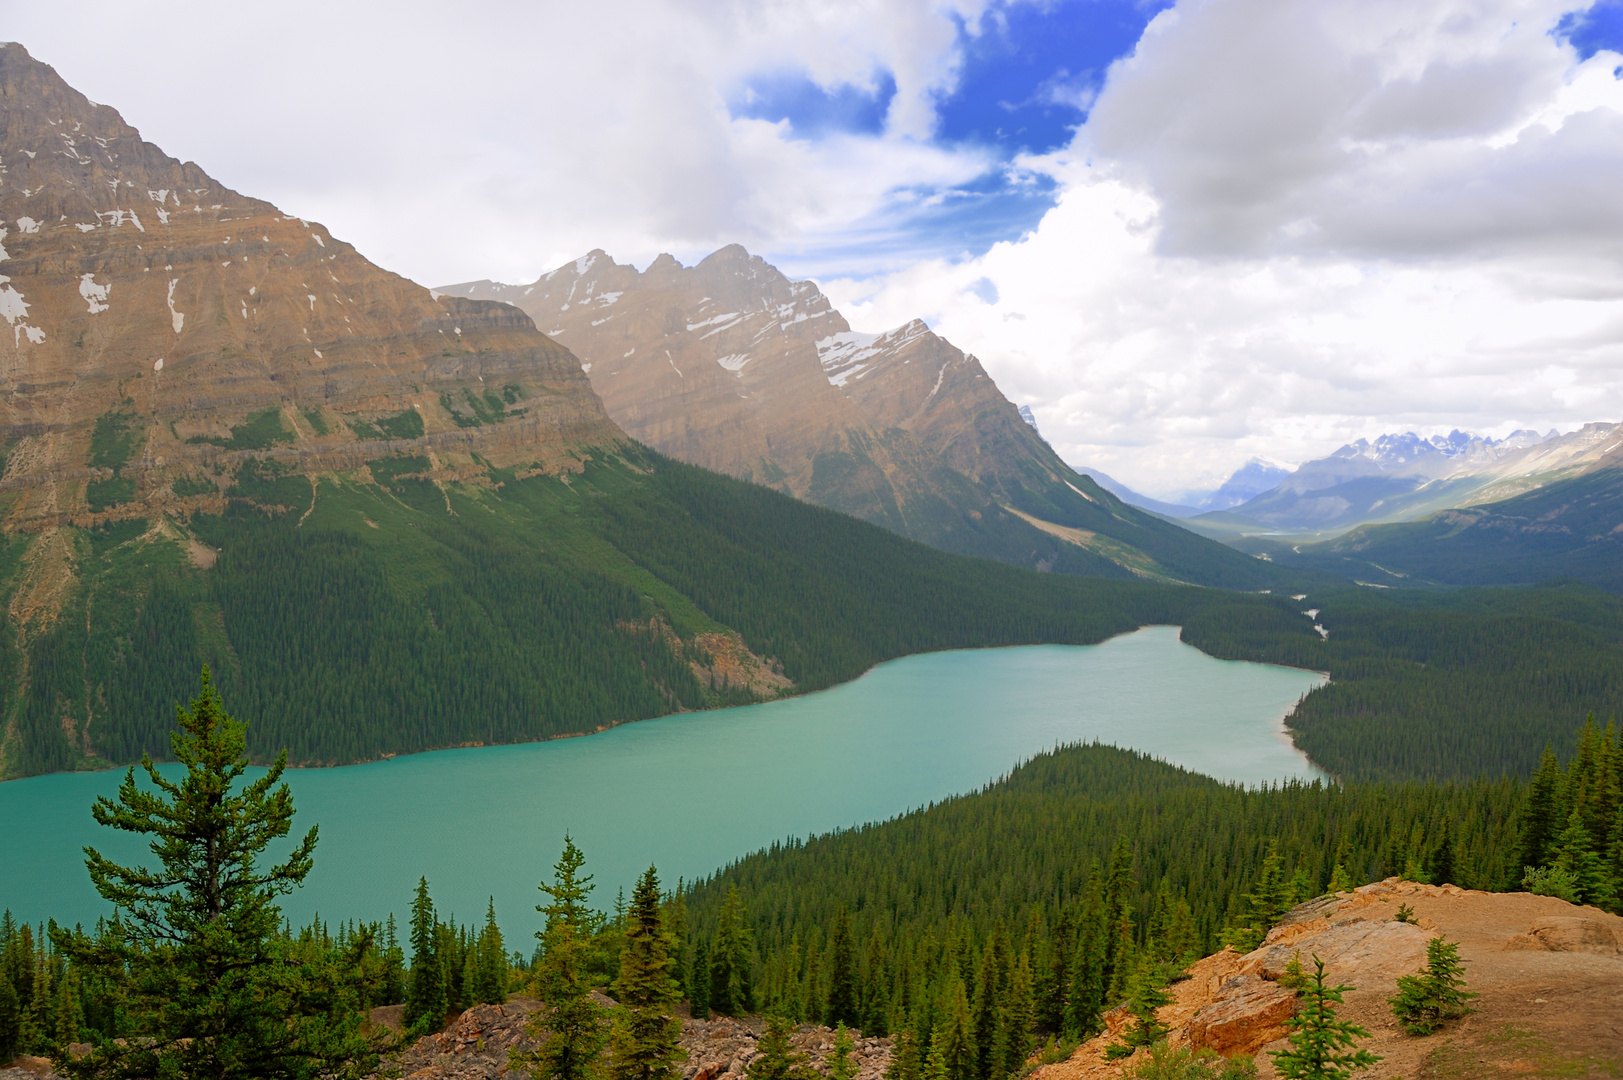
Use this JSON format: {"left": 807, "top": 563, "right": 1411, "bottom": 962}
{"left": 2, "top": 28, "right": 1622, "bottom": 1080}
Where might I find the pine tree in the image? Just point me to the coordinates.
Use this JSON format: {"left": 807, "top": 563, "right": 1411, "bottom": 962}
{"left": 382, "top": 914, "right": 406, "bottom": 1005}
{"left": 515, "top": 837, "right": 607, "bottom": 1080}
{"left": 709, "top": 887, "right": 753, "bottom": 1017}
{"left": 926, "top": 980, "right": 973, "bottom": 1080}
{"left": 53, "top": 970, "right": 83, "bottom": 1048}
{"left": 862, "top": 933, "right": 890, "bottom": 1037}
{"left": 1270, "top": 957, "right": 1380, "bottom": 1080}
{"left": 474, "top": 898, "right": 508, "bottom": 1005}
{"left": 1388, "top": 937, "right": 1475, "bottom": 1036}
{"left": 0, "top": 970, "right": 18, "bottom": 1063}
{"left": 829, "top": 1023, "right": 856, "bottom": 1080}
{"left": 51, "top": 667, "right": 373, "bottom": 1080}
{"left": 825, "top": 908, "right": 860, "bottom": 1029}
{"left": 405, "top": 878, "right": 446, "bottom": 1034}
{"left": 1518, "top": 746, "right": 1564, "bottom": 874}
{"left": 970, "top": 943, "right": 1001, "bottom": 1080}
{"left": 1327, "top": 864, "right": 1352, "bottom": 894}
{"left": 1037, "top": 905, "right": 1073, "bottom": 1036}
{"left": 1000, "top": 955, "right": 1035, "bottom": 1080}
{"left": 1222, "top": 841, "right": 1288, "bottom": 953}
{"left": 747, "top": 1015, "right": 802, "bottom": 1080}
{"left": 688, "top": 938, "right": 710, "bottom": 1019}
{"left": 1101, "top": 840, "right": 1135, "bottom": 1000}
{"left": 1103, "top": 962, "right": 1170, "bottom": 1060}
{"left": 1550, "top": 811, "right": 1618, "bottom": 909}
{"left": 1428, "top": 817, "right": 1457, "bottom": 887}
{"left": 607, "top": 867, "right": 683, "bottom": 1080}
{"left": 885, "top": 1030, "right": 921, "bottom": 1080}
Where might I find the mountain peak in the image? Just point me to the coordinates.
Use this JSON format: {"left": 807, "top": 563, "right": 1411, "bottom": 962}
{"left": 0, "top": 47, "right": 619, "bottom": 531}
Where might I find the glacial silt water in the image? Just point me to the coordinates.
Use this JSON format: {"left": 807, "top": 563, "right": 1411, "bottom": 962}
{"left": 0, "top": 627, "right": 1324, "bottom": 932}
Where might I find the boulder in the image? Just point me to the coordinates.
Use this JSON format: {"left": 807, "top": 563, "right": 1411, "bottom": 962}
{"left": 1504, "top": 916, "right": 1619, "bottom": 955}
{"left": 1185, "top": 975, "right": 1297, "bottom": 1055}
{"left": 1251, "top": 916, "right": 1430, "bottom": 984}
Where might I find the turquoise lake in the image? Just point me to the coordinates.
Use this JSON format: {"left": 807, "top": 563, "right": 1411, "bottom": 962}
{"left": 0, "top": 626, "right": 1325, "bottom": 934}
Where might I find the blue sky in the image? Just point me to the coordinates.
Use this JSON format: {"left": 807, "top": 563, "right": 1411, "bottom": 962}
{"left": 732, "top": 1, "right": 1179, "bottom": 271}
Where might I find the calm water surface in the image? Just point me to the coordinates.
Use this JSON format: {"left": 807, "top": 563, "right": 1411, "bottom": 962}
{"left": 0, "top": 627, "right": 1324, "bottom": 932}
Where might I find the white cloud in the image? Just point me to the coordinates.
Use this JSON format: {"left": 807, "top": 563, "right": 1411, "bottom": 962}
{"left": 4, "top": 0, "right": 1000, "bottom": 286}
{"left": 825, "top": 0, "right": 1623, "bottom": 499}
{"left": 9, "top": 0, "right": 1622, "bottom": 501}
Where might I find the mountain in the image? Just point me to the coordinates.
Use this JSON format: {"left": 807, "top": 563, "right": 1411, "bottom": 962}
{"left": 1195, "top": 457, "right": 1293, "bottom": 510}
{"left": 0, "top": 43, "right": 621, "bottom": 529}
{"left": 437, "top": 248, "right": 1287, "bottom": 589}
{"left": 1182, "top": 428, "right": 1563, "bottom": 540}
{"left": 1206, "top": 423, "right": 1623, "bottom": 589}
{"left": 0, "top": 44, "right": 1316, "bottom": 781}
{"left": 1071, "top": 466, "right": 1202, "bottom": 518}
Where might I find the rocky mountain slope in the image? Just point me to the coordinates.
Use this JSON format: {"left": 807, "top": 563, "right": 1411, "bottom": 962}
{"left": 0, "top": 42, "right": 620, "bottom": 536}
{"left": 438, "top": 249, "right": 1287, "bottom": 590}
{"left": 1037, "top": 878, "right": 1623, "bottom": 1080}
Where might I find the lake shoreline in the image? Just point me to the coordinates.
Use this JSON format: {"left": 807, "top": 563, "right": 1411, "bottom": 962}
{"left": 3, "top": 623, "right": 1331, "bottom": 785}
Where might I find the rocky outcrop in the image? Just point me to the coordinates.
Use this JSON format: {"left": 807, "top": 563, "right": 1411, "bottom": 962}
{"left": 0, "top": 43, "right": 624, "bottom": 538}
{"left": 1504, "top": 915, "right": 1619, "bottom": 955}
{"left": 376, "top": 998, "right": 889, "bottom": 1080}
{"left": 1033, "top": 878, "right": 1623, "bottom": 1080}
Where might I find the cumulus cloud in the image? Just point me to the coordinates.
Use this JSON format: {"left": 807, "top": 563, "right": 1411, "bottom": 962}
{"left": 4, "top": 0, "right": 1001, "bottom": 285}
{"left": 827, "top": 0, "right": 1623, "bottom": 498}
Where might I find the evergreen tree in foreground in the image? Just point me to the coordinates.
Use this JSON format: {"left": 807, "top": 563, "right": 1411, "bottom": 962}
{"left": 405, "top": 879, "right": 446, "bottom": 1034}
{"left": 515, "top": 838, "right": 608, "bottom": 1080}
{"left": 607, "top": 867, "right": 683, "bottom": 1080}
{"left": 52, "top": 667, "right": 374, "bottom": 1080}
{"left": 1270, "top": 957, "right": 1380, "bottom": 1080}
{"left": 747, "top": 1015, "right": 805, "bottom": 1080}
{"left": 829, "top": 1024, "right": 856, "bottom": 1080}
{"left": 1104, "top": 963, "right": 1171, "bottom": 1061}
{"left": 475, "top": 898, "right": 509, "bottom": 1006}
{"left": 1388, "top": 937, "right": 1475, "bottom": 1036}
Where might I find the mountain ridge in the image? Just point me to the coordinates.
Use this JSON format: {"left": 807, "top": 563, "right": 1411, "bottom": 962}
{"left": 438, "top": 248, "right": 1292, "bottom": 591}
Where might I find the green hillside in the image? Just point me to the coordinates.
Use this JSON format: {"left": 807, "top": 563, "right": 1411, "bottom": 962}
{"left": 0, "top": 445, "right": 1310, "bottom": 780}
{"left": 1254, "top": 467, "right": 1623, "bottom": 591}
{"left": 682, "top": 742, "right": 1530, "bottom": 1035}
{"left": 6, "top": 442, "right": 1619, "bottom": 784}
{"left": 1184, "top": 581, "right": 1623, "bottom": 782}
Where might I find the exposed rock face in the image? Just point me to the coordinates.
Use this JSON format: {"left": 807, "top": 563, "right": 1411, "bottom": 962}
{"left": 437, "top": 248, "right": 1170, "bottom": 578}
{"left": 1504, "top": 915, "right": 1619, "bottom": 955}
{"left": 376, "top": 997, "right": 889, "bottom": 1080}
{"left": 444, "top": 246, "right": 1058, "bottom": 528}
{"left": 1033, "top": 878, "right": 1623, "bottom": 1080}
{"left": 0, "top": 42, "right": 623, "bottom": 535}
{"left": 1182, "top": 974, "right": 1297, "bottom": 1055}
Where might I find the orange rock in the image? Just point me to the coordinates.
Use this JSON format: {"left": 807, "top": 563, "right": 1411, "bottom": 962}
{"left": 1185, "top": 975, "right": 1296, "bottom": 1055}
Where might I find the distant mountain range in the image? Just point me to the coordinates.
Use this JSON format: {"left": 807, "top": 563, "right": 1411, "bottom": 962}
{"left": 437, "top": 249, "right": 1285, "bottom": 589}
{"left": 1073, "top": 458, "right": 1291, "bottom": 519}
